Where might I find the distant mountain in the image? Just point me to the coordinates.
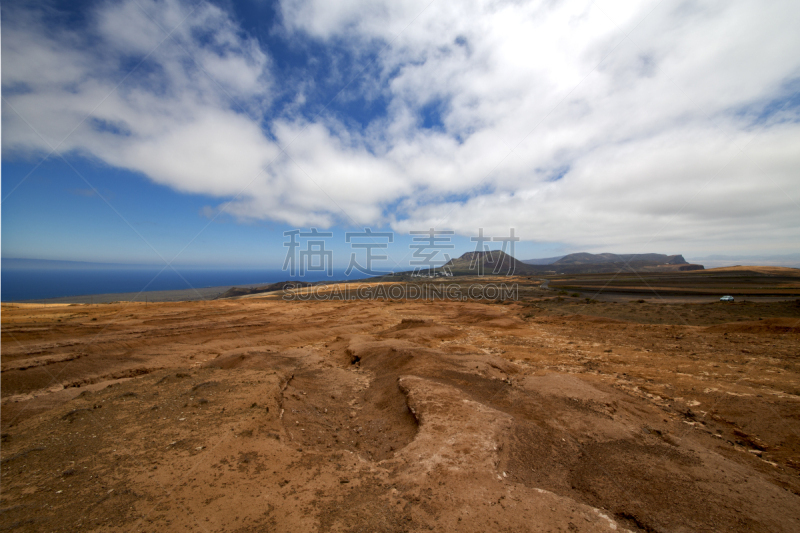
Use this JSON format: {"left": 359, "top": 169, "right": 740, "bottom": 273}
{"left": 445, "top": 251, "right": 701, "bottom": 276}
{"left": 686, "top": 253, "right": 800, "bottom": 269}
{"left": 521, "top": 255, "right": 565, "bottom": 265}
{"left": 444, "top": 250, "right": 534, "bottom": 275}
{"left": 552, "top": 253, "right": 688, "bottom": 265}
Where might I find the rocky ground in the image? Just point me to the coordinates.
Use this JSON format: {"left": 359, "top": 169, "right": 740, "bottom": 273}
{"left": 2, "top": 291, "right": 799, "bottom": 532}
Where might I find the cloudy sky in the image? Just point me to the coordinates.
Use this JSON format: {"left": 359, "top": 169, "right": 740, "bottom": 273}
{"left": 2, "top": 0, "right": 799, "bottom": 268}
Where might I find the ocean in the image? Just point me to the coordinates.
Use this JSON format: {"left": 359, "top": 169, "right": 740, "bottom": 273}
{"left": 0, "top": 265, "right": 364, "bottom": 302}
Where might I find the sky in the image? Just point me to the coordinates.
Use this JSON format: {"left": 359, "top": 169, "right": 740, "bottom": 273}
{"left": 2, "top": 0, "right": 799, "bottom": 270}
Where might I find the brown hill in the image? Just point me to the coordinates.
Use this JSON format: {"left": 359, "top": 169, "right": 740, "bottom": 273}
{"left": 218, "top": 280, "right": 316, "bottom": 299}
{"left": 443, "top": 250, "right": 534, "bottom": 275}
{"left": 700, "top": 265, "right": 800, "bottom": 276}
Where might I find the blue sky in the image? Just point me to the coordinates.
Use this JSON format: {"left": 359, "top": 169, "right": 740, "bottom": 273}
{"left": 2, "top": 0, "right": 799, "bottom": 269}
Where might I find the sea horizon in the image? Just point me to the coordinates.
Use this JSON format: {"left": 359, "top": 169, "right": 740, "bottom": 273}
{"left": 1, "top": 258, "right": 373, "bottom": 302}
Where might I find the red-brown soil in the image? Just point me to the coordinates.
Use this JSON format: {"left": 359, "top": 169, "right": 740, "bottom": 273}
{"left": 2, "top": 294, "right": 800, "bottom": 532}
{"left": 548, "top": 266, "right": 800, "bottom": 297}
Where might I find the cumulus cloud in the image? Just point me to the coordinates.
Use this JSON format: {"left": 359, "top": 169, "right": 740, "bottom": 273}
{"left": 279, "top": 0, "right": 800, "bottom": 250}
{"left": 3, "top": 0, "right": 799, "bottom": 253}
{"left": 3, "top": 0, "right": 276, "bottom": 195}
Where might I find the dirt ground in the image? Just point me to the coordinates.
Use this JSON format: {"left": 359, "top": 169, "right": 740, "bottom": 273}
{"left": 2, "top": 291, "right": 800, "bottom": 532}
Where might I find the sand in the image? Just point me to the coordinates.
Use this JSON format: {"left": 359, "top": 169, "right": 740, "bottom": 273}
{"left": 2, "top": 294, "right": 800, "bottom": 532}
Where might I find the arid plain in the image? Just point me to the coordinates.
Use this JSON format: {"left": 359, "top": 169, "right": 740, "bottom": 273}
{"left": 2, "top": 274, "right": 800, "bottom": 532}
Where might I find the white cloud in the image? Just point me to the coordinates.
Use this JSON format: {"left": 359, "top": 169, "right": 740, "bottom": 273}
{"left": 278, "top": 0, "right": 800, "bottom": 251}
{"left": 393, "top": 121, "right": 800, "bottom": 253}
{"left": 3, "top": 0, "right": 278, "bottom": 197}
{"left": 3, "top": 0, "right": 800, "bottom": 255}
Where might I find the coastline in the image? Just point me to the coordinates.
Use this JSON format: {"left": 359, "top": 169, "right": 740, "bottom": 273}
{"left": 7, "top": 283, "right": 267, "bottom": 305}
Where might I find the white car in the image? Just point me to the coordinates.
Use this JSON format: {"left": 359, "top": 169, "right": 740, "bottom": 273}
{"left": 719, "top": 295, "right": 734, "bottom": 302}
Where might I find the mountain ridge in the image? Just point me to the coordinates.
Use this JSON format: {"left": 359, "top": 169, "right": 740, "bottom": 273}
{"left": 444, "top": 250, "right": 702, "bottom": 275}
{"left": 523, "top": 252, "right": 688, "bottom": 266}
